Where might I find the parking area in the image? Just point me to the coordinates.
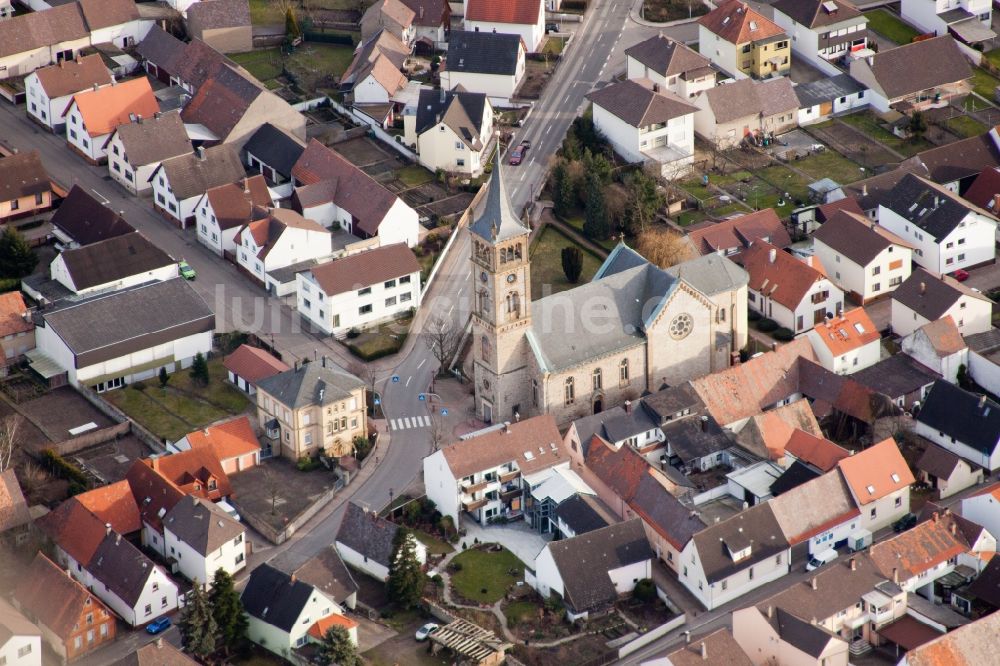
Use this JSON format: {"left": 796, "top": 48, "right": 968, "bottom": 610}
{"left": 229, "top": 458, "right": 340, "bottom": 536}
{"left": 71, "top": 435, "right": 156, "bottom": 484}
{"left": 18, "top": 386, "right": 114, "bottom": 443}
{"left": 335, "top": 136, "right": 400, "bottom": 170}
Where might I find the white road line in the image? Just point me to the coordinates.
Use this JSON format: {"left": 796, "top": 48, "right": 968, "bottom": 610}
{"left": 391, "top": 419, "right": 400, "bottom": 430}
{"left": 91, "top": 189, "right": 110, "bottom": 204}
{"left": 404, "top": 417, "right": 413, "bottom": 428}
{"left": 421, "top": 415, "right": 431, "bottom": 427}
{"left": 405, "top": 376, "right": 412, "bottom": 387}
{"left": 519, "top": 171, "right": 527, "bottom": 181}
{"left": 545, "top": 126, "right": 552, "bottom": 135}
{"left": 563, "top": 93, "right": 572, "bottom": 105}
{"left": 511, "top": 187, "right": 519, "bottom": 198}
{"left": 417, "top": 358, "right": 426, "bottom": 369}
{"left": 447, "top": 304, "right": 455, "bottom": 316}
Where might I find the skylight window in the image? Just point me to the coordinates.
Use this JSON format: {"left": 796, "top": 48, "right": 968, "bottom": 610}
{"left": 854, "top": 323, "right": 865, "bottom": 334}
{"left": 524, "top": 451, "right": 534, "bottom": 460}
{"left": 749, "top": 21, "right": 758, "bottom": 30}
{"left": 891, "top": 473, "right": 900, "bottom": 483}
{"left": 866, "top": 484, "right": 875, "bottom": 495}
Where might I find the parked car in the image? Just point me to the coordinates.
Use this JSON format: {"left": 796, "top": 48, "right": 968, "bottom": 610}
{"left": 146, "top": 617, "right": 171, "bottom": 635}
{"left": 893, "top": 512, "right": 917, "bottom": 533}
{"left": 546, "top": 22, "right": 559, "bottom": 33}
{"left": 178, "top": 260, "right": 196, "bottom": 280}
{"left": 805, "top": 547, "right": 837, "bottom": 572}
{"left": 509, "top": 140, "right": 530, "bottom": 166}
{"left": 951, "top": 269, "right": 970, "bottom": 282}
{"left": 415, "top": 623, "right": 439, "bottom": 641}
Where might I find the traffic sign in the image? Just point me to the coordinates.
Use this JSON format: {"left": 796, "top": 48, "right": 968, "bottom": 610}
{"left": 392, "top": 375, "right": 399, "bottom": 383}
{"left": 374, "top": 398, "right": 381, "bottom": 406}
{"left": 441, "top": 408, "right": 448, "bottom": 416}
{"left": 418, "top": 394, "right": 425, "bottom": 401}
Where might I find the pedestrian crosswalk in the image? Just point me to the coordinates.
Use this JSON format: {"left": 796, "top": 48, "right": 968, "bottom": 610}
{"left": 390, "top": 415, "right": 432, "bottom": 430}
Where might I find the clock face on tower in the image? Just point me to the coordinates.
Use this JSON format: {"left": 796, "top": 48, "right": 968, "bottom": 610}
{"left": 507, "top": 274, "right": 516, "bottom": 283}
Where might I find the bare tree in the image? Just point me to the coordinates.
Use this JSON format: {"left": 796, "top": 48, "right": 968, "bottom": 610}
{"left": 261, "top": 466, "right": 281, "bottom": 516}
{"left": 636, "top": 227, "right": 695, "bottom": 269}
{"left": 0, "top": 415, "right": 20, "bottom": 473}
{"left": 427, "top": 412, "right": 449, "bottom": 453}
{"left": 348, "top": 361, "right": 379, "bottom": 411}
{"left": 424, "top": 315, "right": 462, "bottom": 377}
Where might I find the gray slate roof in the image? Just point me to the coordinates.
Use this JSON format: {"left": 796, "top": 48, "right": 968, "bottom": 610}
{"left": 113, "top": 111, "right": 191, "bottom": 167}
{"left": 881, "top": 173, "right": 979, "bottom": 241}
{"left": 547, "top": 519, "right": 653, "bottom": 613}
{"left": 157, "top": 144, "right": 245, "bottom": 200}
{"left": 469, "top": 158, "right": 530, "bottom": 243}
{"left": 691, "top": 502, "right": 789, "bottom": 584}
{"left": 852, "top": 354, "right": 938, "bottom": 399}
{"left": 661, "top": 414, "right": 734, "bottom": 466}
{"left": 553, "top": 495, "right": 609, "bottom": 535}
{"left": 241, "top": 563, "right": 316, "bottom": 632}
{"left": 51, "top": 185, "right": 136, "bottom": 246}
{"left": 415, "top": 88, "right": 488, "bottom": 148}
{"left": 136, "top": 25, "right": 186, "bottom": 72}
{"left": 665, "top": 252, "right": 749, "bottom": 296}
{"left": 446, "top": 31, "right": 522, "bottom": 76}
{"left": 811, "top": 210, "right": 902, "bottom": 266}
{"left": 861, "top": 35, "right": 971, "bottom": 100}
{"left": 243, "top": 123, "right": 305, "bottom": 177}
{"left": 623, "top": 34, "right": 712, "bottom": 78}
{"left": 58, "top": 231, "right": 175, "bottom": 291}
{"left": 335, "top": 501, "right": 400, "bottom": 568}
{"left": 256, "top": 361, "right": 365, "bottom": 409}
{"left": 187, "top": 0, "right": 251, "bottom": 29}
{"left": 794, "top": 74, "right": 865, "bottom": 108}
{"left": 87, "top": 532, "right": 159, "bottom": 607}
{"left": 586, "top": 79, "right": 697, "bottom": 127}
{"left": 772, "top": 0, "right": 863, "bottom": 29}
{"left": 293, "top": 546, "right": 359, "bottom": 605}
{"left": 892, "top": 268, "right": 990, "bottom": 321}
{"left": 916, "top": 380, "right": 1000, "bottom": 456}
{"left": 774, "top": 608, "right": 839, "bottom": 658}
{"left": 629, "top": 473, "right": 705, "bottom": 549}
{"left": 163, "top": 495, "right": 244, "bottom": 556}
{"left": 702, "top": 77, "right": 799, "bottom": 124}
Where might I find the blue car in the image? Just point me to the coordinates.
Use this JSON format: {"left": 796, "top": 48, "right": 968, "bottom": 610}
{"left": 146, "top": 617, "right": 171, "bottom": 635}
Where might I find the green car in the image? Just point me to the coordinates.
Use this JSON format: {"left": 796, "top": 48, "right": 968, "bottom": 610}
{"left": 178, "top": 260, "right": 196, "bottom": 280}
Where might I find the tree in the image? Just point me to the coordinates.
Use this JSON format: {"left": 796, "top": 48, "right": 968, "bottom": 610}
{"left": 551, "top": 160, "right": 573, "bottom": 217}
{"left": 561, "top": 246, "right": 583, "bottom": 283}
{"left": 319, "top": 626, "right": 361, "bottom": 666}
{"left": 908, "top": 112, "right": 927, "bottom": 142}
{"left": 636, "top": 228, "right": 694, "bottom": 269}
{"left": 0, "top": 415, "right": 19, "bottom": 473}
{"left": 623, "top": 169, "right": 666, "bottom": 235}
{"left": 261, "top": 466, "right": 281, "bottom": 515}
{"left": 423, "top": 315, "right": 461, "bottom": 376}
{"left": 582, "top": 149, "right": 612, "bottom": 186}
{"left": 387, "top": 528, "right": 425, "bottom": 608}
{"left": 428, "top": 412, "right": 448, "bottom": 453}
{"left": 158, "top": 367, "right": 170, "bottom": 389}
{"left": 583, "top": 173, "right": 609, "bottom": 240}
{"left": 178, "top": 582, "right": 218, "bottom": 659}
{"left": 0, "top": 226, "right": 38, "bottom": 279}
{"left": 209, "top": 569, "right": 247, "bottom": 656}
{"left": 284, "top": 7, "right": 301, "bottom": 42}
{"left": 190, "top": 352, "right": 210, "bottom": 386}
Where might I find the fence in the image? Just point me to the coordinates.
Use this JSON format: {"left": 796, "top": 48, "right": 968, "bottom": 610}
{"left": 617, "top": 614, "right": 687, "bottom": 658}
{"left": 692, "top": 483, "right": 730, "bottom": 506}
{"left": 49, "top": 421, "right": 131, "bottom": 458}
{"left": 75, "top": 385, "right": 168, "bottom": 453}
{"left": 303, "top": 30, "right": 355, "bottom": 46}
{"left": 325, "top": 96, "right": 419, "bottom": 161}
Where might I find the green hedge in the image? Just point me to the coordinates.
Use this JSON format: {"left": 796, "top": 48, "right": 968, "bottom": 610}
{"left": 347, "top": 340, "right": 403, "bottom": 361}
{"left": 0, "top": 278, "right": 19, "bottom": 293}
{"left": 303, "top": 31, "right": 356, "bottom": 46}
{"left": 748, "top": 309, "right": 762, "bottom": 322}
{"left": 756, "top": 318, "right": 778, "bottom": 332}
{"left": 773, "top": 327, "right": 795, "bottom": 341}
{"left": 41, "top": 449, "right": 89, "bottom": 487}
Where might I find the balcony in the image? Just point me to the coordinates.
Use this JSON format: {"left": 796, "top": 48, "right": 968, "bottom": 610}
{"left": 461, "top": 479, "right": 488, "bottom": 493}
{"left": 463, "top": 497, "right": 487, "bottom": 512}
{"left": 500, "top": 485, "right": 521, "bottom": 500}
{"left": 498, "top": 469, "right": 520, "bottom": 483}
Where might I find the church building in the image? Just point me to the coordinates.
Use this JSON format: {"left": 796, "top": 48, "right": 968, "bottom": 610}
{"left": 470, "top": 162, "right": 750, "bottom": 426}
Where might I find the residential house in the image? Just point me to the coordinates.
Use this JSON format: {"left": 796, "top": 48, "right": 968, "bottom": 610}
{"left": 32, "top": 278, "right": 214, "bottom": 391}
{"left": 403, "top": 88, "right": 494, "bottom": 176}
{"left": 124, "top": 460, "right": 185, "bottom": 556}
{"left": 698, "top": 0, "right": 791, "bottom": 79}
{"left": 897, "top": 612, "right": 1000, "bottom": 666}
{"left": 75, "top": 0, "right": 152, "bottom": 49}
{"left": 223, "top": 344, "right": 289, "bottom": 396}
{"left": 136, "top": 28, "right": 230, "bottom": 90}
{"left": 791, "top": 196, "right": 865, "bottom": 236}
{"left": 916, "top": 444, "right": 983, "bottom": 499}
{"left": 624, "top": 34, "right": 716, "bottom": 100}
{"left": 440, "top": 31, "right": 526, "bottom": 99}
{"left": 587, "top": 78, "right": 697, "bottom": 178}
{"left": 360, "top": 0, "right": 416, "bottom": 45}
{"left": 735, "top": 400, "right": 847, "bottom": 472}
{"left": 296, "top": 243, "right": 421, "bottom": 336}
{"left": 876, "top": 173, "right": 997, "bottom": 274}
{"left": 0, "top": 293, "right": 34, "bottom": 374}
{"left": 423, "top": 415, "right": 566, "bottom": 524}
{"left": 961, "top": 484, "right": 1000, "bottom": 550}
{"left": 915, "top": 380, "right": 1000, "bottom": 471}
{"left": 194, "top": 175, "right": 273, "bottom": 257}
{"left": 770, "top": 468, "right": 861, "bottom": 557}
{"left": 143, "top": 448, "right": 234, "bottom": 504}
{"left": 255, "top": 360, "right": 368, "bottom": 460}
{"left": 811, "top": 210, "right": 913, "bottom": 304}
{"left": 174, "top": 415, "right": 262, "bottom": 475}
{"left": 679, "top": 502, "right": 791, "bottom": 610}
{"left": 966, "top": 328, "right": 1000, "bottom": 395}
{"left": 664, "top": 629, "right": 754, "bottom": 666}
{"left": 48, "top": 186, "right": 135, "bottom": 250}
{"left": 901, "top": 0, "right": 993, "bottom": 46}
{"left": 890, "top": 268, "right": 993, "bottom": 337}
{"left": 805, "top": 307, "right": 881, "bottom": 374}
{"left": 742, "top": 241, "right": 844, "bottom": 335}
{"left": 684, "top": 208, "right": 790, "bottom": 260}
{"left": 797, "top": 358, "right": 881, "bottom": 442}
{"left": 900, "top": 316, "right": 967, "bottom": 383}
{"left": 185, "top": 0, "right": 253, "bottom": 54}
{"left": 63, "top": 77, "right": 159, "bottom": 164}
{"left": 49, "top": 231, "right": 177, "bottom": 296}
{"left": 693, "top": 77, "right": 799, "bottom": 149}
{"left": 963, "top": 164, "right": 1000, "bottom": 213}
{"left": 291, "top": 139, "right": 419, "bottom": 247}
{"left": 234, "top": 208, "right": 332, "bottom": 294}
{"left": 837, "top": 437, "right": 913, "bottom": 532}
{"left": 529, "top": 519, "right": 653, "bottom": 621}
{"left": 904, "top": 132, "right": 1000, "bottom": 194}
{"left": 340, "top": 30, "right": 410, "bottom": 109}
{"left": 180, "top": 65, "right": 306, "bottom": 151}
{"left": 70, "top": 480, "right": 142, "bottom": 538}
{"left": 293, "top": 547, "right": 360, "bottom": 611}
{"left": 795, "top": 74, "right": 869, "bottom": 125}
{"left": 25, "top": 54, "right": 112, "bottom": 132}
{"left": 151, "top": 145, "right": 246, "bottom": 227}
{"left": 242, "top": 563, "right": 357, "bottom": 659}
{"left": 852, "top": 353, "right": 938, "bottom": 410}
{"left": 961, "top": 555, "right": 1000, "bottom": 615}
{"left": 771, "top": 0, "right": 869, "bottom": 73}
{"left": 244, "top": 123, "right": 305, "bottom": 187}
{"left": 111, "top": 640, "right": 197, "bottom": 666}
{"left": 107, "top": 111, "right": 191, "bottom": 195}
{"left": 464, "top": 0, "right": 544, "bottom": 52}
{"left": 13, "top": 553, "right": 116, "bottom": 663}
{"left": 401, "top": 0, "right": 450, "bottom": 47}
{"left": 0, "top": 151, "right": 53, "bottom": 224}
{"left": 0, "top": 599, "right": 41, "bottom": 666}
{"left": 134, "top": 26, "right": 186, "bottom": 84}
{"left": 0, "top": 468, "right": 30, "bottom": 545}
{"left": 163, "top": 495, "right": 246, "bottom": 587}
{"left": 848, "top": 36, "right": 972, "bottom": 112}
{"left": 552, "top": 494, "right": 612, "bottom": 540}
{"left": 334, "top": 502, "right": 427, "bottom": 581}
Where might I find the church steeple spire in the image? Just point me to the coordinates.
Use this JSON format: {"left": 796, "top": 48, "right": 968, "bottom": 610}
{"left": 469, "top": 150, "right": 530, "bottom": 244}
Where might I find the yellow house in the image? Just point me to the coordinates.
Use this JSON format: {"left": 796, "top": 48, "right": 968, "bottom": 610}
{"left": 698, "top": 0, "right": 791, "bottom": 79}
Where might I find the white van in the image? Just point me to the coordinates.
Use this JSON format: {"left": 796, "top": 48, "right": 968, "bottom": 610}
{"left": 806, "top": 547, "right": 837, "bottom": 571}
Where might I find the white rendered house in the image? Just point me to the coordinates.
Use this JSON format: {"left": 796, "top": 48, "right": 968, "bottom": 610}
{"left": 0, "top": 599, "right": 41, "bottom": 666}
{"left": 890, "top": 268, "right": 993, "bottom": 338}
{"left": 771, "top": 0, "right": 869, "bottom": 74}
{"left": 464, "top": 0, "right": 544, "bottom": 51}
{"left": 194, "top": 176, "right": 273, "bottom": 257}
{"left": 25, "top": 54, "right": 112, "bottom": 132}
{"left": 624, "top": 34, "right": 716, "bottom": 100}
{"left": 106, "top": 111, "right": 191, "bottom": 195}
{"left": 63, "top": 77, "right": 159, "bottom": 164}
{"left": 150, "top": 145, "right": 246, "bottom": 227}
{"left": 901, "top": 0, "right": 992, "bottom": 42}
{"left": 403, "top": 88, "right": 495, "bottom": 176}
{"left": 335, "top": 502, "right": 427, "bottom": 582}
{"left": 162, "top": 496, "right": 247, "bottom": 589}
{"left": 235, "top": 208, "right": 333, "bottom": 295}
{"left": 439, "top": 30, "right": 526, "bottom": 99}
{"left": 805, "top": 308, "right": 882, "bottom": 375}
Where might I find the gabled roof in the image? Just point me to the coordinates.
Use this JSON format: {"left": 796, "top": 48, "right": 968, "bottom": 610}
{"left": 905, "top": 133, "right": 1000, "bottom": 186}
{"left": 784, "top": 429, "right": 850, "bottom": 472}
{"left": 665, "top": 629, "right": 753, "bottom": 666}
{"left": 400, "top": 0, "right": 449, "bottom": 26}
{"left": 963, "top": 165, "right": 1000, "bottom": 210}
{"left": 15, "top": 553, "right": 110, "bottom": 641}
{"left": 797, "top": 358, "right": 878, "bottom": 422}
{"left": 691, "top": 502, "right": 789, "bottom": 584}
{"left": 163, "top": 495, "right": 244, "bottom": 556}
{"left": 685, "top": 208, "right": 790, "bottom": 259}
{"left": 307, "top": 613, "right": 358, "bottom": 640}
{"left": 770, "top": 469, "right": 859, "bottom": 545}
{"left": 908, "top": 315, "right": 966, "bottom": 358}
{"left": 157, "top": 144, "right": 245, "bottom": 201}
{"left": 469, "top": 156, "right": 529, "bottom": 243}
{"left": 50, "top": 185, "right": 135, "bottom": 246}
{"left": 624, "top": 34, "right": 712, "bottom": 78}
{"left": 0, "top": 468, "right": 30, "bottom": 534}
{"left": 586, "top": 78, "right": 697, "bottom": 128}
{"left": 415, "top": 88, "right": 489, "bottom": 148}
{"left": 112, "top": 111, "right": 191, "bottom": 167}
{"left": 698, "top": 0, "right": 786, "bottom": 44}
{"left": 145, "top": 447, "right": 232, "bottom": 499}
{"left": 870, "top": 511, "right": 971, "bottom": 581}
{"left": 308, "top": 244, "right": 420, "bottom": 297}
{"left": 241, "top": 563, "right": 317, "bottom": 632}
{"left": 136, "top": 25, "right": 186, "bottom": 72}
{"left": 363, "top": 0, "right": 416, "bottom": 31}
{"left": 74, "top": 479, "right": 141, "bottom": 535}
{"left": 547, "top": 519, "right": 652, "bottom": 612}
{"left": 223, "top": 345, "right": 289, "bottom": 387}
{"left": 294, "top": 547, "right": 359, "bottom": 605}
{"left": 628, "top": 470, "right": 705, "bottom": 550}
{"left": 336, "top": 501, "right": 402, "bottom": 568}
{"left": 256, "top": 361, "right": 365, "bottom": 410}
{"left": 0, "top": 293, "right": 32, "bottom": 343}
{"left": 0, "top": 598, "right": 40, "bottom": 643}
{"left": 67, "top": 77, "right": 159, "bottom": 137}
{"left": 204, "top": 176, "right": 273, "bottom": 231}
{"left": 0, "top": 150, "right": 50, "bottom": 204}
{"left": 881, "top": 173, "right": 991, "bottom": 242}
{"left": 701, "top": 77, "right": 799, "bottom": 124}
{"left": 77, "top": 0, "right": 139, "bottom": 30}
{"left": 553, "top": 495, "right": 610, "bottom": 536}
{"left": 665, "top": 252, "right": 749, "bottom": 296}
{"left": 893, "top": 268, "right": 990, "bottom": 321}
{"left": 341, "top": 29, "right": 409, "bottom": 86}
{"left": 837, "top": 437, "right": 913, "bottom": 505}
{"left": 124, "top": 459, "right": 185, "bottom": 533}
{"left": 772, "top": 0, "right": 863, "bottom": 29}
{"left": 0, "top": 3, "right": 88, "bottom": 59}
{"left": 742, "top": 241, "right": 830, "bottom": 311}
{"left": 769, "top": 460, "right": 821, "bottom": 495}
{"left": 916, "top": 443, "right": 966, "bottom": 480}
{"left": 964, "top": 555, "right": 1000, "bottom": 608}
{"left": 33, "top": 54, "right": 112, "bottom": 99}
{"left": 859, "top": 35, "right": 972, "bottom": 100}
{"left": 174, "top": 39, "right": 235, "bottom": 91}
{"left": 439, "top": 415, "right": 564, "bottom": 478}
{"left": 57, "top": 231, "right": 174, "bottom": 291}
{"left": 238, "top": 207, "right": 328, "bottom": 261}
{"left": 808, "top": 307, "right": 880, "bottom": 358}
{"left": 112, "top": 641, "right": 197, "bottom": 666}
{"left": 812, "top": 209, "right": 912, "bottom": 266}
{"left": 88, "top": 532, "right": 162, "bottom": 606}
{"left": 38, "top": 498, "right": 110, "bottom": 566}
{"left": 771, "top": 608, "right": 843, "bottom": 658}
{"left": 187, "top": 0, "right": 251, "bottom": 30}
{"left": 917, "top": 380, "right": 1000, "bottom": 456}
{"left": 446, "top": 30, "right": 524, "bottom": 76}
{"left": 180, "top": 66, "right": 265, "bottom": 141}
{"left": 184, "top": 415, "right": 262, "bottom": 462}
{"left": 465, "top": 0, "right": 541, "bottom": 25}
{"left": 243, "top": 123, "right": 305, "bottom": 177}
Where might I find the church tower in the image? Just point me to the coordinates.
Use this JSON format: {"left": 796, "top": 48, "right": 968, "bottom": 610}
{"left": 469, "top": 157, "right": 532, "bottom": 424}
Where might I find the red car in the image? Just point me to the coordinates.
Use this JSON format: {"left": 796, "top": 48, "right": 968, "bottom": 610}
{"left": 508, "top": 140, "right": 530, "bottom": 166}
{"left": 952, "top": 269, "right": 970, "bottom": 282}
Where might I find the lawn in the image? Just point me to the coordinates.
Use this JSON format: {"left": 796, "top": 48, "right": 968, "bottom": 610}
{"left": 985, "top": 48, "right": 1000, "bottom": 71}
{"left": 970, "top": 68, "right": 1000, "bottom": 101}
{"left": 642, "top": 0, "right": 709, "bottom": 22}
{"left": 838, "top": 111, "right": 932, "bottom": 157}
{"left": 562, "top": 215, "right": 618, "bottom": 251}
{"left": 249, "top": 0, "right": 360, "bottom": 24}
{"left": 450, "top": 547, "right": 524, "bottom": 604}
{"left": 529, "top": 225, "right": 603, "bottom": 301}
{"left": 230, "top": 43, "right": 357, "bottom": 93}
{"left": 542, "top": 36, "right": 565, "bottom": 56}
{"left": 395, "top": 165, "right": 434, "bottom": 187}
{"left": 346, "top": 313, "right": 412, "bottom": 361}
{"left": 863, "top": 9, "right": 920, "bottom": 45}
{"left": 792, "top": 150, "right": 866, "bottom": 186}
{"left": 942, "top": 114, "right": 989, "bottom": 138}
{"left": 504, "top": 600, "right": 540, "bottom": 625}
{"left": 757, "top": 164, "right": 812, "bottom": 203}
{"left": 230, "top": 49, "right": 283, "bottom": 82}
{"left": 415, "top": 530, "right": 454, "bottom": 556}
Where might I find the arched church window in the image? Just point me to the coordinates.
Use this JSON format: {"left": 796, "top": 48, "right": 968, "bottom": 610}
{"left": 564, "top": 377, "right": 575, "bottom": 406}
{"left": 481, "top": 336, "right": 491, "bottom": 362}
{"left": 619, "top": 358, "right": 630, "bottom": 385}
{"left": 593, "top": 368, "right": 602, "bottom": 391}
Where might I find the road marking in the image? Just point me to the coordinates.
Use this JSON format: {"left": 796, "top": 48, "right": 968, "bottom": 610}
{"left": 511, "top": 186, "right": 519, "bottom": 198}
{"left": 447, "top": 304, "right": 455, "bottom": 316}
{"left": 545, "top": 126, "right": 552, "bottom": 135}
{"left": 563, "top": 93, "right": 572, "bottom": 105}
{"left": 91, "top": 189, "right": 110, "bottom": 205}
{"left": 421, "top": 415, "right": 431, "bottom": 426}
{"left": 519, "top": 171, "right": 527, "bottom": 181}
{"left": 390, "top": 419, "right": 400, "bottom": 430}
{"left": 404, "top": 417, "right": 413, "bottom": 428}
{"left": 417, "top": 358, "right": 426, "bottom": 369}
{"left": 390, "top": 415, "right": 432, "bottom": 430}
{"left": 405, "top": 376, "right": 412, "bottom": 387}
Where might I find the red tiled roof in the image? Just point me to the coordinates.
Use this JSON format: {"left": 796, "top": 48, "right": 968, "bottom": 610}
{"left": 124, "top": 459, "right": 185, "bottom": 532}
{"left": 743, "top": 241, "right": 830, "bottom": 311}
{"left": 74, "top": 480, "right": 141, "bottom": 535}
{"left": 685, "top": 208, "right": 790, "bottom": 259}
{"left": 307, "top": 612, "right": 358, "bottom": 639}
{"left": 816, "top": 197, "right": 864, "bottom": 222}
{"left": 837, "top": 437, "right": 914, "bottom": 505}
{"left": 465, "top": 0, "right": 541, "bottom": 25}
{"left": 67, "top": 77, "right": 159, "bottom": 137}
{"left": 808, "top": 307, "right": 880, "bottom": 358}
{"left": 38, "top": 499, "right": 108, "bottom": 565}
{"left": 698, "top": 0, "right": 786, "bottom": 44}
{"left": 15, "top": 553, "right": 112, "bottom": 641}
{"left": 913, "top": 315, "right": 966, "bottom": 357}
{"left": 0, "top": 292, "right": 32, "bottom": 338}
{"left": 870, "top": 512, "right": 969, "bottom": 581}
{"left": 223, "top": 344, "right": 289, "bottom": 386}
{"left": 784, "top": 429, "right": 850, "bottom": 472}
{"left": 309, "top": 244, "right": 421, "bottom": 297}
{"left": 147, "top": 448, "right": 233, "bottom": 500}
{"left": 185, "top": 415, "right": 261, "bottom": 462}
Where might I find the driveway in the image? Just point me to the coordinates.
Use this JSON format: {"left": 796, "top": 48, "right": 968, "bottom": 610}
{"left": 456, "top": 520, "right": 551, "bottom": 568}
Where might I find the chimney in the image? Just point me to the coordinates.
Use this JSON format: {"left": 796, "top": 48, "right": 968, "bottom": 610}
{"left": 137, "top": 115, "right": 143, "bottom": 124}
{"left": 951, "top": 522, "right": 957, "bottom": 536}
{"left": 289, "top": 574, "right": 296, "bottom": 584}
{"left": 700, "top": 415, "right": 708, "bottom": 432}
{"left": 766, "top": 605, "right": 773, "bottom": 619}
{"left": 685, "top": 631, "right": 691, "bottom": 644}
{"left": 768, "top": 248, "right": 777, "bottom": 263}
{"left": 810, "top": 577, "right": 817, "bottom": 590}
{"left": 129, "top": 112, "right": 137, "bottom": 123}
{"left": 652, "top": 82, "right": 660, "bottom": 93}
{"left": 994, "top": 193, "right": 1000, "bottom": 212}
{"left": 93, "top": 83, "right": 99, "bottom": 91}
{"left": 154, "top": 111, "right": 162, "bottom": 119}
{"left": 805, "top": 256, "right": 813, "bottom": 268}
{"left": 196, "top": 145, "right": 206, "bottom": 160}
{"left": 862, "top": 184, "right": 868, "bottom": 197}
{"left": 625, "top": 400, "right": 633, "bottom": 415}
{"left": 701, "top": 642, "right": 708, "bottom": 660}
{"left": 892, "top": 567, "right": 899, "bottom": 584}
{"left": 105, "top": 522, "right": 112, "bottom": 535}
{"left": 419, "top": 6, "right": 424, "bottom": 18}
{"left": 850, "top": 557, "right": 857, "bottom": 571}
{"left": 244, "top": 178, "right": 250, "bottom": 194}
{"left": 979, "top": 395, "right": 987, "bottom": 409}
{"left": 115, "top": 533, "right": 121, "bottom": 546}
{"left": 66, "top": 568, "right": 72, "bottom": 578}
{"left": 919, "top": 281, "right": 926, "bottom": 296}
{"left": 504, "top": 421, "right": 512, "bottom": 434}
